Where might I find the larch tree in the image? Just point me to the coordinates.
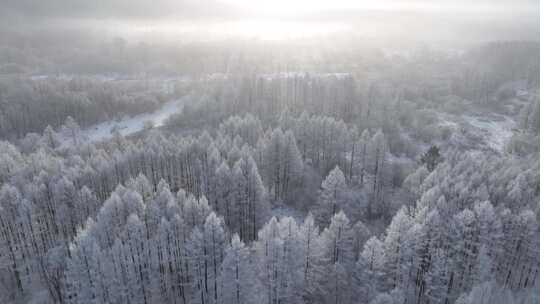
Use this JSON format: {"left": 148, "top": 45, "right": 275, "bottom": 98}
{"left": 315, "top": 166, "right": 347, "bottom": 226}
{"left": 61, "top": 116, "right": 82, "bottom": 145}
{"left": 299, "top": 213, "right": 324, "bottom": 301}
{"left": 382, "top": 206, "right": 414, "bottom": 290}
{"left": 231, "top": 151, "right": 269, "bottom": 241}
{"left": 320, "top": 211, "right": 355, "bottom": 304}
{"left": 369, "top": 130, "right": 388, "bottom": 218}
{"left": 219, "top": 234, "right": 264, "bottom": 304}
{"left": 355, "top": 236, "right": 386, "bottom": 302}
{"left": 203, "top": 212, "right": 227, "bottom": 304}
{"left": 215, "top": 160, "right": 234, "bottom": 228}
{"left": 358, "top": 129, "right": 371, "bottom": 186}
{"left": 259, "top": 128, "right": 303, "bottom": 203}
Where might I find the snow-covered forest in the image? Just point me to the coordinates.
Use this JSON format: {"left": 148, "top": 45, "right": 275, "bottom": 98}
{"left": 1, "top": 1, "right": 540, "bottom": 303}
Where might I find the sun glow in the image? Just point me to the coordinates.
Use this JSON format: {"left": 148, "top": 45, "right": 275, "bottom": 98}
{"left": 220, "top": 0, "right": 394, "bottom": 15}
{"left": 120, "top": 0, "right": 486, "bottom": 41}
{"left": 204, "top": 0, "right": 396, "bottom": 40}
{"left": 127, "top": 20, "right": 351, "bottom": 41}
{"left": 124, "top": 0, "right": 379, "bottom": 40}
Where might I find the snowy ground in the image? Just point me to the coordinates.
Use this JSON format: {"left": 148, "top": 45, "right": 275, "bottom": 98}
{"left": 461, "top": 114, "right": 515, "bottom": 153}
{"left": 80, "top": 97, "right": 186, "bottom": 143}
{"left": 60, "top": 71, "right": 353, "bottom": 146}
{"left": 437, "top": 111, "right": 516, "bottom": 154}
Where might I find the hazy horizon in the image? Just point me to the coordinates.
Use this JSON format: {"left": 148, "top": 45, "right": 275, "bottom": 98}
{"left": 1, "top": 2, "right": 540, "bottom": 304}
{"left": 2, "top": 0, "right": 540, "bottom": 45}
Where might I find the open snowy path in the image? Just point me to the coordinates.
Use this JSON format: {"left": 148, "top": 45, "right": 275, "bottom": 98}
{"left": 80, "top": 97, "right": 186, "bottom": 142}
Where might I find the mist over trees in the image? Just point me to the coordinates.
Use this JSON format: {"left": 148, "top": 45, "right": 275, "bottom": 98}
{"left": 1, "top": 5, "right": 540, "bottom": 303}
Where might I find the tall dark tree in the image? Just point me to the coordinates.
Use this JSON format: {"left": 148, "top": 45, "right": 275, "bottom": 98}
{"left": 420, "top": 145, "right": 442, "bottom": 172}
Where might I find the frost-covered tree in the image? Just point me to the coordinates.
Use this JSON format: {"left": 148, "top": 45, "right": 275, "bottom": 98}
{"left": 298, "top": 213, "right": 324, "bottom": 301}
{"left": 259, "top": 128, "right": 303, "bottom": 203}
{"left": 61, "top": 116, "right": 82, "bottom": 145}
{"left": 220, "top": 235, "right": 264, "bottom": 304}
{"left": 320, "top": 211, "right": 354, "bottom": 304}
{"left": 204, "top": 213, "right": 227, "bottom": 304}
{"left": 383, "top": 206, "right": 413, "bottom": 289}
{"left": 528, "top": 99, "right": 540, "bottom": 134}
{"left": 231, "top": 150, "right": 269, "bottom": 241}
{"left": 315, "top": 166, "right": 347, "bottom": 226}
{"left": 369, "top": 130, "right": 388, "bottom": 217}
{"left": 355, "top": 236, "right": 386, "bottom": 302}
{"left": 358, "top": 129, "right": 371, "bottom": 186}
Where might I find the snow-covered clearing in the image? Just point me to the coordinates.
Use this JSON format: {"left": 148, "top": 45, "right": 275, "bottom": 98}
{"left": 80, "top": 97, "right": 185, "bottom": 142}
{"left": 436, "top": 111, "right": 516, "bottom": 154}
{"left": 461, "top": 114, "right": 515, "bottom": 153}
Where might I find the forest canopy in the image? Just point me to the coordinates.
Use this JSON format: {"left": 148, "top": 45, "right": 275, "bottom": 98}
{"left": 0, "top": 1, "right": 539, "bottom": 304}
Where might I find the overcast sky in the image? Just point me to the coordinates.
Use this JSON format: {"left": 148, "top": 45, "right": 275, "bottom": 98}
{"left": 2, "top": 0, "right": 538, "bottom": 20}
{"left": 1, "top": 0, "right": 539, "bottom": 42}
